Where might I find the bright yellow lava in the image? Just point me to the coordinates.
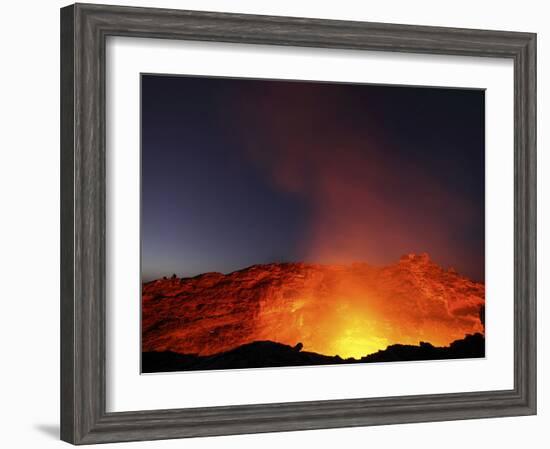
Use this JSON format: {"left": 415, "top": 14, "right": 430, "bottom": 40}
{"left": 331, "top": 332, "right": 389, "bottom": 359}
{"left": 324, "top": 311, "right": 389, "bottom": 358}
{"left": 306, "top": 301, "right": 390, "bottom": 358}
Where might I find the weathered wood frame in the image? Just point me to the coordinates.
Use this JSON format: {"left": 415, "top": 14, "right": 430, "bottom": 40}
{"left": 60, "top": 3, "right": 536, "bottom": 444}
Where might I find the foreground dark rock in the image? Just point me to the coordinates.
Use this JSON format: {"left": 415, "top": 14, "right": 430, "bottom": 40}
{"left": 142, "top": 333, "right": 484, "bottom": 373}
{"left": 360, "top": 332, "right": 485, "bottom": 363}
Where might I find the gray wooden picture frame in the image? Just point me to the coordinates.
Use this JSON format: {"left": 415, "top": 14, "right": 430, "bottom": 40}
{"left": 60, "top": 3, "right": 537, "bottom": 445}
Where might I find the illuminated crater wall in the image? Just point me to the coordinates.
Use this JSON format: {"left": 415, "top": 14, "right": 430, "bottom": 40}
{"left": 142, "top": 253, "right": 484, "bottom": 359}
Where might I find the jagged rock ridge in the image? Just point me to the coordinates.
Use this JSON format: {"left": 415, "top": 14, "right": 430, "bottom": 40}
{"left": 142, "top": 333, "right": 485, "bottom": 373}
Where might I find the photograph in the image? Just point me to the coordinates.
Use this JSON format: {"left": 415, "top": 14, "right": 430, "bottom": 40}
{"left": 140, "top": 74, "right": 486, "bottom": 373}
{"left": 47, "top": 1, "right": 537, "bottom": 445}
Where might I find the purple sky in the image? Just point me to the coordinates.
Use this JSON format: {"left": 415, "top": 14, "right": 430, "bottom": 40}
{"left": 141, "top": 75, "right": 485, "bottom": 282}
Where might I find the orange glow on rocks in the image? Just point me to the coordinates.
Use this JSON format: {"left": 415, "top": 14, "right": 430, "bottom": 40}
{"left": 142, "top": 253, "right": 484, "bottom": 359}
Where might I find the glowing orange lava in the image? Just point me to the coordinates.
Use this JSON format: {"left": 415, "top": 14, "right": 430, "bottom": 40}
{"left": 142, "top": 254, "right": 484, "bottom": 359}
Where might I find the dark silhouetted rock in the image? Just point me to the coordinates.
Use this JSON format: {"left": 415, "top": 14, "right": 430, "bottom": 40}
{"left": 142, "top": 333, "right": 485, "bottom": 373}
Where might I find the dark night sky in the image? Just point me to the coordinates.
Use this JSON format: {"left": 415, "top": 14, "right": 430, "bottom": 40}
{"left": 141, "top": 74, "right": 485, "bottom": 282}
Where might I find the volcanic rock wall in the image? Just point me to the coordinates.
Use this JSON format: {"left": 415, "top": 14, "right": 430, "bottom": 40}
{"left": 142, "top": 254, "right": 484, "bottom": 358}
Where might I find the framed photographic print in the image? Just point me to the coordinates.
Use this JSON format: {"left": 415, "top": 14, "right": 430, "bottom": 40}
{"left": 60, "top": 3, "right": 536, "bottom": 444}
{"left": 140, "top": 75, "right": 487, "bottom": 373}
